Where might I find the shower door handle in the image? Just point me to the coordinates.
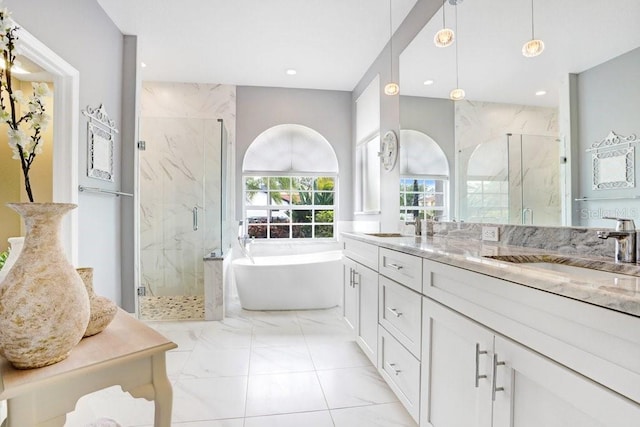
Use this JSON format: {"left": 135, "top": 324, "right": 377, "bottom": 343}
{"left": 193, "top": 207, "right": 199, "bottom": 231}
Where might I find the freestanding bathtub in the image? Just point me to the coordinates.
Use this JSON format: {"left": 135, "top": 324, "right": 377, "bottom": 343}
{"left": 232, "top": 250, "right": 342, "bottom": 310}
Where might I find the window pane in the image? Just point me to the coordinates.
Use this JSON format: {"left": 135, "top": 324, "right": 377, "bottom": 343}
{"left": 268, "top": 177, "right": 291, "bottom": 190}
{"left": 269, "top": 225, "right": 290, "bottom": 238}
{"left": 246, "top": 210, "right": 266, "bottom": 223}
{"left": 293, "top": 177, "right": 313, "bottom": 191}
{"left": 292, "top": 225, "right": 312, "bottom": 238}
{"left": 245, "top": 177, "right": 266, "bottom": 191}
{"left": 314, "top": 192, "right": 334, "bottom": 205}
{"left": 248, "top": 224, "right": 267, "bottom": 238}
{"left": 315, "top": 225, "right": 334, "bottom": 238}
{"left": 314, "top": 210, "right": 334, "bottom": 223}
{"left": 292, "top": 190, "right": 312, "bottom": 205}
{"left": 291, "top": 210, "right": 312, "bottom": 223}
{"left": 314, "top": 177, "right": 335, "bottom": 190}
{"left": 271, "top": 211, "right": 290, "bottom": 223}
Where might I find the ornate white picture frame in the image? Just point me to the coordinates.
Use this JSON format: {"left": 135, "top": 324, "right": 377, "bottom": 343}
{"left": 82, "top": 104, "right": 118, "bottom": 182}
{"left": 588, "top": 131, "right": 638, "bottom": 190}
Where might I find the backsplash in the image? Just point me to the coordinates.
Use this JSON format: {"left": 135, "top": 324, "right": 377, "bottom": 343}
{"left": 430, "top": 222, "right": 615, "bottom": 258}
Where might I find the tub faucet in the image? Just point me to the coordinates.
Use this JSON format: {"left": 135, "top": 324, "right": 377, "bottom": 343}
{"left": 596, "top": 217, "right": 636, "bottom": 263}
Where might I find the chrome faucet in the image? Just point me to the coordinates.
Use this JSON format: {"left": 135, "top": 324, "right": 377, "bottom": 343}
{"left": 596, "top": 217, "right": 636, "bottom": 263}
{"left": 405, "top": 217, "right": 422, "bottom": 236}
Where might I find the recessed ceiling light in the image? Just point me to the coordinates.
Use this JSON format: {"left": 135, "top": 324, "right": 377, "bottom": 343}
{"left": 141, "top": 62, "right": 147, "bottom": 68}
{"left": 423, "top": 80, "right": 435, "bottom": 86}
{"left": 286, "top": 69, "right": 297, "bottom": 75}
{"left": 535, "top": 90, "right": 547, "bottom": 96}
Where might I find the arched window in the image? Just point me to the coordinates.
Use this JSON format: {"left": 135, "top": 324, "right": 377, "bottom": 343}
{"left": 399, "top": 130, "right": 450, "bottom": 221}
{"left": 242, "top": 124, "right": 339, "bottom": 239}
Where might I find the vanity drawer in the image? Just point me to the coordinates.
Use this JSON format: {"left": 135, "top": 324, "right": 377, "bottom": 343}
{"left": 378, "top": 326, "right": 420, "bottom": 422}
{"left": 379, "top": 248, "right": 422, "bottom": 292}
{"left": 343, "top": 237, "right": 378, "bottom": 271}
{"left": 379, "top": 275, "right": 422, "bottom": 358}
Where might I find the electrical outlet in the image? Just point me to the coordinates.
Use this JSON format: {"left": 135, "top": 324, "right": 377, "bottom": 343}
{"left": 481, "top": 226, "right": 499, "bottom": 242}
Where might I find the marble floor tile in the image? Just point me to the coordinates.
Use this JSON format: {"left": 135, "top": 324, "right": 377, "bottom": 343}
{"left": 245, "top": 372, "right": 328, "bottom": 417}
{"left": 181, "top": 347, "right": 251, "bottom": 378}
{"left": 331, "top": 402, "right": 418, "bottom": 427}
{"left": 172, "top": 377, "right": 248, "bottom": 422}
{"left": 252, "top": 325, "right": 307, "bottom": 348}
{"left": 316, "top": 366, "right": 399, "bottom": 409}
{"left": 249, "top": 345, "right": 315, "bottom": 375}
{"left": 308, "top": 341, "right": 372, "bottom": 370}
{"left": 58, "top": 305, "right": 417, "bottom": 427}
{"left": 244, "top": 410, "right": 335, "bottom": 427}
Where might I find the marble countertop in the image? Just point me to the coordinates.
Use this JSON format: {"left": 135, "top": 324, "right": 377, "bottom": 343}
{"left": 342, "top": 232, "right": 640, "bottom": 318}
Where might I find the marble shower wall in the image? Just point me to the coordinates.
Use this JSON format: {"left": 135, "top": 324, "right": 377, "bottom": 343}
{"left": 455, "top": 100, "right": 561, "bottom": 225}
{"left": 140, "top": 82, "right": 236, "bottom": 297}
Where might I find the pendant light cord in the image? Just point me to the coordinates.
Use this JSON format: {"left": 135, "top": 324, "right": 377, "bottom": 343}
{"left": 454, "top": 3, "right": 459, "bottom": 88}
{"left": 442, "top": 0, "right": 446, "bottom": 28}
{"left": 389, "top": 0, "right": 393, "bottom": 81}
{"left": 530, "top": 0, "right": 535, "bottom": 39}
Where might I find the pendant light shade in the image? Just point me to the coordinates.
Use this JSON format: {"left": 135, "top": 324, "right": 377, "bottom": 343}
{"left": 385, "top": 0, "right": 399, "bottom": 96}
{"left": 434, "top": 0, "right": 454, "bottom": 47}
{"left": 384, "top": 82, "right": 400, "bottom": 96}
{"left": 522, "top": 0, "right": 544, "bottom": 57}
{"left": 449, "top": 88, "right": 465, "bottom": 101}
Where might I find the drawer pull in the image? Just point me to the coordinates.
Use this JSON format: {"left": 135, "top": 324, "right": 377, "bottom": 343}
{"left": 387, "top": 307, "right": 403, "bottom": 318}
{"left": 474, "top": 343, "right": 488, "bottom": 388}
{"left": 388, "top": 263, "right": 404, "bottom": 270}
{"left": 492, "top": 353, "right": 506, "bottom": 401}
{"left": 386, "top": 362, "right": 402, "bottom": 376}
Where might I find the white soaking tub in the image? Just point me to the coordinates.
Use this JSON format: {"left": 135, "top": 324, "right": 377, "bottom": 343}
{"left": 232, "top": 250, "right": 342, "bottom": 310}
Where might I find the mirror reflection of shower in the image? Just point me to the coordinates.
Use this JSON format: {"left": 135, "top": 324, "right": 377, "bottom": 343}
{"left": 462, "top": 133, "right": 561, "bottom": 225}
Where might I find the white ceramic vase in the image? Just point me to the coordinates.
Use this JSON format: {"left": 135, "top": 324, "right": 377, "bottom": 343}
{"left": 0, "top": 236, "right": 24, "bottom": 282}
{"left": 0, "top": 203, "right": 90, "bottom": 369}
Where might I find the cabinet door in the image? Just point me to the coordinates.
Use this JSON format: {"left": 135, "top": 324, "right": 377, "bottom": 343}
{"left": 343, "top": 258, "right": 358, "bottom": 335}
{"left": 356, "top": 263, "right": 378, "bottom": 364}
{"left": 421, "top": 297, "right": 493, "bottom": 427}
{"left": 493, "top": 335, "right": 640, "bottom": 427}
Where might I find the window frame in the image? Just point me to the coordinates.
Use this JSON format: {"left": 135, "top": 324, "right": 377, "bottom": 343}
{"left": 243, "top": 172, "right": 338, "bottom": 240}
{"left": 399, "top": 175, "right": 449, "bottom": 221}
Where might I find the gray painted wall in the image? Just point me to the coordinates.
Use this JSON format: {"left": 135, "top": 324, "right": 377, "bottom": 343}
{"left": 352, "top": 0, "right": 441, "bottom": 230}
{"left": 7, "top": 0, "right": 126, "bottom": 306}
{"left": 236, "top": 86, "right": 352, "bottom": 221}
{"left": 400, "top": 95, "right": 456, "bottom": 216}
{"left": 576, "top": 47, "right": 640, "bottom": 227}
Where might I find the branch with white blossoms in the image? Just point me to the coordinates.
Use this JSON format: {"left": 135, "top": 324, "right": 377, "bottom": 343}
{"left": 0, "top": 6, "right": 51, "bottom": 203}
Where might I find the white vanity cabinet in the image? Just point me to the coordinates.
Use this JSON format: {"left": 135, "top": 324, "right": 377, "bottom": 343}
{"left": 421, "top": 258, "right": 640, "bottom": 427}
{"left": 421, "top": 297, "right": 640, "bottom": 427}
{"left": 377, "top": 248, "right": 424, "bottom": 423}
{"left": 342, "top": 237, "right": 379, "bottom": 365}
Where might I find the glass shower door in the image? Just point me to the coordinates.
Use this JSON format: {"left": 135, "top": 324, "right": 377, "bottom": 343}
{"left": 138, "top": 117, "right": 223, "bottom": 320}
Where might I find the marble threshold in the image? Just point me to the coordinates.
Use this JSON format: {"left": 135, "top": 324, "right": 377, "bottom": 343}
{"left": 344, "top": 232, "right": 640, "bottom": 317}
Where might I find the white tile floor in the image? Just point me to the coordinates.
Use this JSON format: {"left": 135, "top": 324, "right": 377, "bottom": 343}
{"left": 59, "top": 300, "right": 418, "bottom": 427}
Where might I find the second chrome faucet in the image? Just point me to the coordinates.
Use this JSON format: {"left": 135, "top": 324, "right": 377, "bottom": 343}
{"left": 596, "top": 217, "right": 637, "bottom": 263}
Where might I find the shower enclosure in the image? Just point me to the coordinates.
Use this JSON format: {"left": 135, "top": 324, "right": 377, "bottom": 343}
{"left": 459, "top": 133, "right": 561, "bottom": 225}
{"left": 138, "top": 117, "right": 229, "bottom": 320}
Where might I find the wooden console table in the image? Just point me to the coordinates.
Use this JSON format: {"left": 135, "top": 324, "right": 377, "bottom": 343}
{"left": 0, "top": 309, "right": 177, "bottom": 426}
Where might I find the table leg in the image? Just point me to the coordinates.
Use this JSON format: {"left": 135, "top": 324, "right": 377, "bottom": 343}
{"left": 151, "top": 353, "right": 173, "bottom": 427}
{"left": 7, "top": 395, "right": 66, "bottom": 427}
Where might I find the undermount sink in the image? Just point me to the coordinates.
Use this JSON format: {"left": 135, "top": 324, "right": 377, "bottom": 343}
{"left": 519, "top": 262, "right": 634, "bottom": 281}
{"left": 365, "top": 233, "right": 405, "bottom": 238}
{"left": 483, "top": 254, "right": 640, "bottom": 283}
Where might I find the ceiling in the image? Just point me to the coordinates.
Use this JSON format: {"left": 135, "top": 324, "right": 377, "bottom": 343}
{"left": 97, "top": 0, "right": 418, "bottom": 91}
{"left": 97, "top": 0, "right": 640, "bottom": 106}
{"left": 401, "top": 0, "right": 640, "bottom": 107}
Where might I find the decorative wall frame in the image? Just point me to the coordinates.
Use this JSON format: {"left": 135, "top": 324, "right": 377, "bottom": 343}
{"left": 587, "top": 131, "right": 638, "bottom": 190}
{"left": 82, "top": 104, "right": 118, "bottom": 182}
{"left": 380, "top": 130, "right": 398, "bottom": 172}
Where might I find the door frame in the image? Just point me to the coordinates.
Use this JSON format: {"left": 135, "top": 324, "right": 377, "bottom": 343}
{"left": 17, "top": 21, "right": 80, "bottom": 263}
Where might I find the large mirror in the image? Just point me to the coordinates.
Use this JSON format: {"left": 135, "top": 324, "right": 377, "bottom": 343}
{"left": 399, "top": 0, "right": 640, "bottom": 227}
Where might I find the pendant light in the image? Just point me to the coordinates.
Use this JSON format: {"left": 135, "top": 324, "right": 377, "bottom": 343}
{"left": 384, "top": 0, "right": 399, "bottom": 96}
{"left": 522, "top": 0, "right": 544, "bottom": 57}
{"left": 449, "top": 3, "right": 465, "bottom": 100}
{"left": 434, "top": 0, "right": 454, "bottom": 48}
